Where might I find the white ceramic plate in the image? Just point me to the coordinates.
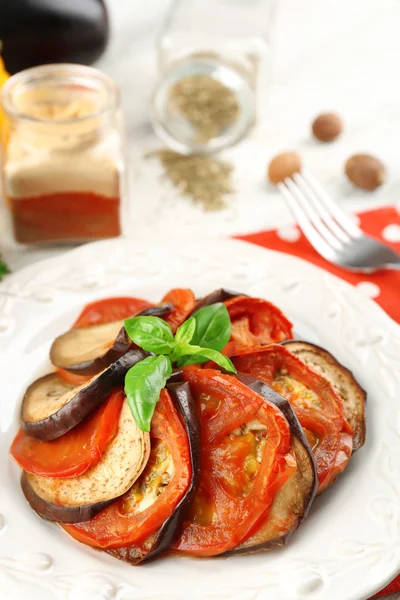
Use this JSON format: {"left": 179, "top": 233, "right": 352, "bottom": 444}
{"left": 1, "top": 237, "right": 399, "bottom": 600}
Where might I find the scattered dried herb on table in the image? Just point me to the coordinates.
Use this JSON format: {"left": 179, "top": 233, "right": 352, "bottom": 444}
{"left": 148, "top": 150, "right": 234, "bottom": 212}
{"left": 169, "top": 75, "right": 239, "bottom": 144}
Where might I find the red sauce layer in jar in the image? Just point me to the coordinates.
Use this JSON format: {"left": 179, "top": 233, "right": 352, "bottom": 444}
{"left": 9, "top": 192, "right": 121, "bottom": 244}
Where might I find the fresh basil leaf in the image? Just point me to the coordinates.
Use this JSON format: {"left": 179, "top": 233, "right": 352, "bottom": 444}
{"left": 191, "top": 303, "right": 231, "bottom": 352}
{"left": 177, "top": 353, "right": 206, "bottom": 366}
{"left": 124, "top": 315, "right": 175, "bottom": 354}
{"left": 175, "top": 317, "right": 196, "bottom": 345}
{"left": 176, "top": 344, "right": 236, "bottom": 374}
{"left": 124, "top": 355, "right": 172, "bottom": 432}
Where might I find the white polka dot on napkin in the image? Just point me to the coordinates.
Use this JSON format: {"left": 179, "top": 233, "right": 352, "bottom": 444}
{"left": 356, "top": 281, "right": 381, "bottom": 299}
{"left": 277, "top": 226, "right": 301, "bottom": 243}
{"left": 382, "top": 224, "right": 400, "bottom": 243}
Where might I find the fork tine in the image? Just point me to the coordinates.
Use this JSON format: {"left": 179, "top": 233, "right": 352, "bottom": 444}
{"left": 302, "top": 170, "right": 362, "bottom": 238}
{"left": 277, "top": 182, "right": 339, "bottom": 262}
{"left": 293, "top": 173, "right": 352, "bottom": 244}
{"left": 284, "top": 177, "right": 344, "bottom": 251}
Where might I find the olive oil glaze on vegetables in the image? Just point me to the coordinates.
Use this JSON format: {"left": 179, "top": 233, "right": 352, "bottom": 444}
{"left": 10, "top": 288, "right": 366, "bottom": 563}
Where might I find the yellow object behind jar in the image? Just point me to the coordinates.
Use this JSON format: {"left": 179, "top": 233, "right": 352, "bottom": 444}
{"left": 0, "top": 56, "right": 10, "bottom": 131}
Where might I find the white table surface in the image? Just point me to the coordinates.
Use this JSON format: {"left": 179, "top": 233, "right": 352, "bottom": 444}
{"left": 0, "top": 2, "right": 399, "bottom": 598}
{"left": 2, "top": 0, "right": 400, "bottom": 272}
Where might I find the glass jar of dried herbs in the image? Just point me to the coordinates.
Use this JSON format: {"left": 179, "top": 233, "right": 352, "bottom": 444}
{"left": 151, "top": 0, "right": 276, "bottom": 155}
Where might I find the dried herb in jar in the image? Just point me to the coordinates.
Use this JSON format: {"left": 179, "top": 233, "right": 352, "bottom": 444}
{"left": 168, "top": 75, "right": 240, "bottom": 144}
{"left": 149, "top": 150, "right": 234, "bottom": 211}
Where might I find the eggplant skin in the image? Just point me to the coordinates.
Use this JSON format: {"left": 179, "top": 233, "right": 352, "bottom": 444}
{"left": 224, "top": 372, "right": 318, "bottom": 556}
{"left": 282, "top": 340, "right": 366, "bottom": 451}
{"left": 107, "top": 381, "right": 202, "bottom": 565}
{"left": 21, "top": 472, "right": 114, "bottom": 524}
{"left": 225, "top": 437, "right": 314, "bottom": 555}
{"left": 53, "top": 303, "right": 173, "bottom": 377}
{"left": 60, "top": 325, "right": 131, "bottom": 377}
{"left": 235, "top": 372, "right": 318, "bottom": 519}
{"left": 140, "top": 303, "right": 174, "bottom": 318}
{"left": 190, "top": 288, "right": 243, "bottom": 314}
{"left": 21, "top": 349, "right": 148, "bottom": 441}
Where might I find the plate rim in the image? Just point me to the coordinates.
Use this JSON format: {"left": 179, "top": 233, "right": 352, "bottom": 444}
{"left": 1, "top": 235, "right": 398, "bottom": 334}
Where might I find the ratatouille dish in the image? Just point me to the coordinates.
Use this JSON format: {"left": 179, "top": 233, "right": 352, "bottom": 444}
{"left": 10, "top": 288, "right": 366, "bottom": 564}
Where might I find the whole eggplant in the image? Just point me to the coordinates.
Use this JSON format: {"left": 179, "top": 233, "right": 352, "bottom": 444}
{"left": 0, "top": 0, "right": 109, "bottom": 74}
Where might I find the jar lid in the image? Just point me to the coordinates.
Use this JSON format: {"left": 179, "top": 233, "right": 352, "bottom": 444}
{"left": 150, "top": 58, "right": 255, "bottom": 154}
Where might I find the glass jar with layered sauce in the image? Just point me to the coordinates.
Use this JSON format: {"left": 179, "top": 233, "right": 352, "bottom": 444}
{"left": 1, "top": 64, "right": 125, "bottom": 245}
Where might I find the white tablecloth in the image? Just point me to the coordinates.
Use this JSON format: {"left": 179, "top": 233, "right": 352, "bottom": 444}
{"left": 0, "top": 3, "right": 400, "bottom": 597}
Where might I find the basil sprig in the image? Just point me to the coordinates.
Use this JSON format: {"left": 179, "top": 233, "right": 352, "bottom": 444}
{"left": 174, "top": 343, "right": 235, "bottom": 371}
{"left": 124, "top": 303, "right": 236, "bottom": 431}
{"left": 125, "top": 355, "right": 172, "bottom": 432}
{"left": 177, "top": 303, "right": 231, "bottom": 366}
{"left": 124, "top": 316, "right": 175, "bottom": 354}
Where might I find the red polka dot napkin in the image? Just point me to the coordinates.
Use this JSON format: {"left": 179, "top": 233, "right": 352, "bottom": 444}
{"left": 236, "top": 205, "right": 400, "bottom": 324}
{"left": 237, "top": 205, "right": 400, "bottom": 598}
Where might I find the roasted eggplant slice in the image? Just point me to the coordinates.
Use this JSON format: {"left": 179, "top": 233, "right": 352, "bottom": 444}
{"left": 20, "top": 373, "right": 76, "bottom": 427}
{"left": 50, "top": 304, "right": 172, "bottom": 376}
{"left": 50, "top": 320, "right": 127, "bottom": 376}
{"left": 107, "top": 382, "right": 201, "bottom": 564}
{"left": 191, "top": 288, "right": 242, "bottom": 314}
{"left": 63, "top": 389, "right": 196, "bottom": 554}
{"left": 231, "top": 345, "right": 353, "bottom": 493}
{"left": 21, "top": 472, "right": 116, "bottom": 523}
{"left": 226, "top": 373, "right": 317, "bottom": 554}
{"left": 21, "top": 350, "right": 148, "bottom": 441}
{"left": 282, "top": 341, "right": 366, "bottom": 450}
{"left": 21, "top": 399, "right": 150, "bottom": 523}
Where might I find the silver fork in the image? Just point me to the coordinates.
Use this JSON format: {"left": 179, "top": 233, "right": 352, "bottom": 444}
{"left": 278, "top": 171, "right": 400, "bottom": 272}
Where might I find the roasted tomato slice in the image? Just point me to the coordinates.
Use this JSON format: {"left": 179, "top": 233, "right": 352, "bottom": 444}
{"left": 72, "top": 297, "right": 152, "bottom": 328}
{"left": 63, "top": 389, "right": 192, "bottom": 550}
{"left": 11, "top": 388, "right": 124, "bottom": 478}
{"left": 174, "top": 368, "right": 293, "bottom": 556}
{"left": 231, "top": 345, "right": 353, "bottom": 493}
{"left": 161, "top": 288, "right": 196, "bottom": 333}
{"left": 223, "top": 296, "right": 293, "bottom": 353}
{"left": 226, "top": 373, "right": 317, "bottom": 554}
{"left": 56, "top": 369, "right": 92, "bottom": 385}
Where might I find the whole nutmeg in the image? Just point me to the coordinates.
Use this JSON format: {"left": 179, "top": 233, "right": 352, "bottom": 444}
{"left": 312, "top": 113, "right": 343, "bottom": 142}
{"left": 345, "top": 154, "right": 386, "bottom": 191}
{"left": 268, "top": 152, "right": 302, "bottom": 184}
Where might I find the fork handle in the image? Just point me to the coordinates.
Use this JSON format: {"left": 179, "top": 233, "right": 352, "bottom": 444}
{"left": 384, "top": 262, "right": 400, "bottom": 271}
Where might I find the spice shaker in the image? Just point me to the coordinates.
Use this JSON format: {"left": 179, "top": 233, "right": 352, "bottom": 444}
{"left": 1, "top": 63, "right": 126, "bottom": 245}
{"left": 151, "top": 0, "right": 275, "bottom": 155}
